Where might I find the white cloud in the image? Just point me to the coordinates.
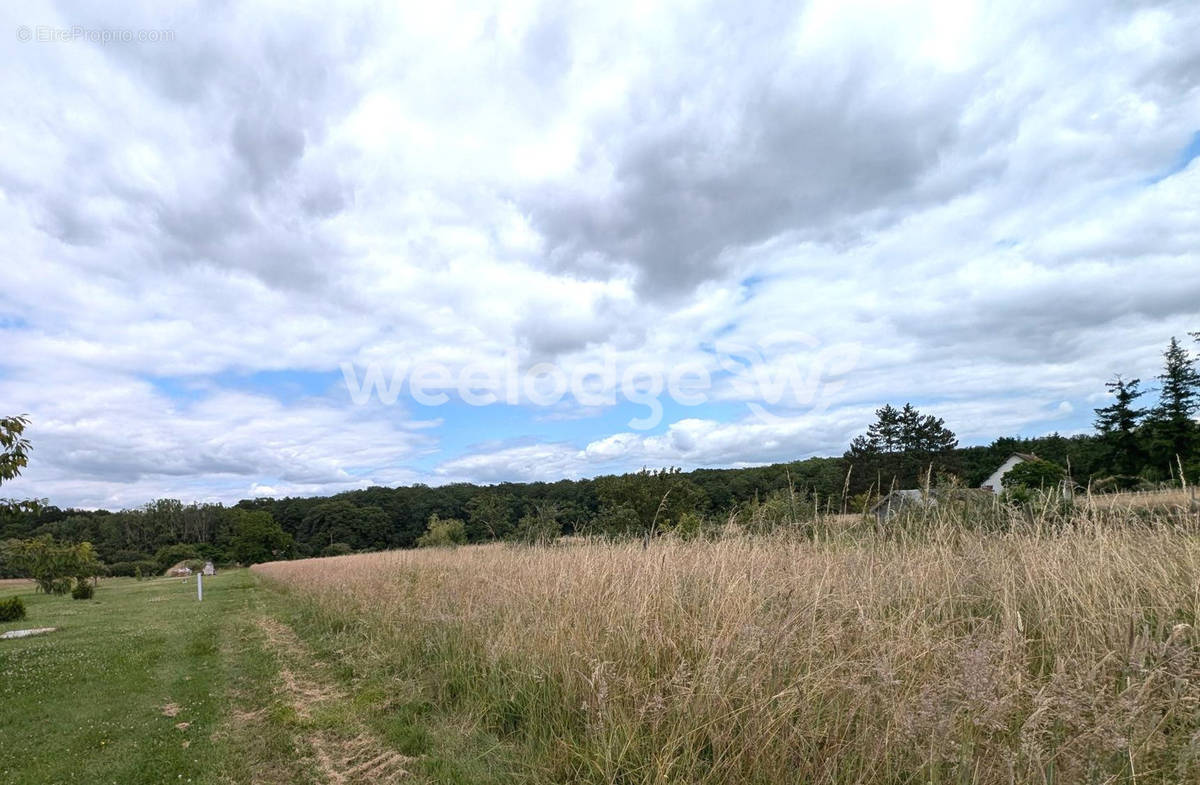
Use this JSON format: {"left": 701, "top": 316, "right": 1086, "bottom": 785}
{"left": 0, "top": 0, "right": 1196, "bottom": 506}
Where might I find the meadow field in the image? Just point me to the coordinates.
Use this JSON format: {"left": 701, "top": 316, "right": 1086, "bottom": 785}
{"left": 1080, "top": 487, "right": 1198, "bottom": 512}
{"left": 253, "top": 504, "right": 1200, "bottom": 785}
{"left": 5, "top": 501, "right": 1200, "bottom": 784}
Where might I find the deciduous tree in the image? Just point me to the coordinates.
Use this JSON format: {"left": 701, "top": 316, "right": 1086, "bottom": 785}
{"left": 7, "top": 536, "right": 101, "bottom": 594}
{"left": 228, "top": 509, "right": 293, "bottom": 564}
{"left": 1004, "top": 458, "right": 1067, "bottom": 491}
{"left": 592, "top": 468, "right": 707, "bottom": 536}
{"left": 0, "top": 415, "right": 31, "bottom": 486}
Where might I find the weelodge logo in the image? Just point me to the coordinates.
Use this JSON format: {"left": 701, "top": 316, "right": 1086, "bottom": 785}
{"left": 714, "top": 332, "right": 861, "bottom": 424}
{"left": 341, "top": 332, "right": 860, "bottom": 430}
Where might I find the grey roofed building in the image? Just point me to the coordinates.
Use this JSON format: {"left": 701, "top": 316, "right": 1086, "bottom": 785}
{"left": 870, "top": 488, "right": 996, "bottom": 522}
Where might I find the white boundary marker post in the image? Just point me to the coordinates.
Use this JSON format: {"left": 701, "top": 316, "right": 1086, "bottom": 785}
{"left": 197, "top": 572, "right": 203, "bottom": 602}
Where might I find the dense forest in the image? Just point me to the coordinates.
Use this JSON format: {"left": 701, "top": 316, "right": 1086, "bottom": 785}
{"left": 1, "top": 334, "right": 1197, "bottom": 574}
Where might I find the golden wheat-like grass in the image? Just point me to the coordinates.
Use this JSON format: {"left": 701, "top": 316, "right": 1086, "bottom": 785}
{"left": 1083, "top": 487, "right": 1198, "bottom": 511}
{"left": 255, "top": 510, "right": 1200, "bottom": 784}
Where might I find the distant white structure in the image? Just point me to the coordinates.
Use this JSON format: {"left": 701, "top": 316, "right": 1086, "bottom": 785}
{"left": 980, "top": 453, "right": 1038, "bottom": 494}
{"left": 202, "top": 562, "right": 215, "bottom": 576}
{"left": 871, "top": 488, "right": 994, "bottom": 522}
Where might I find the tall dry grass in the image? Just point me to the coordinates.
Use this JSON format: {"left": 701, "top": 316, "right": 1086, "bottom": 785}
{"left": 1082, "top": 487, "right": 1198, "bottom": 512}
{"left": 255, "top": 508, "right": 1200, "bottom": 784}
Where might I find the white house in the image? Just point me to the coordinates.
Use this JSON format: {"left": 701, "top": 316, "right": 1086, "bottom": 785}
{"left": 202, "top": 562, "right": 216, "bottom": 576}
{"left": 980, "top": 453, "right": 1039, "bottom": 494}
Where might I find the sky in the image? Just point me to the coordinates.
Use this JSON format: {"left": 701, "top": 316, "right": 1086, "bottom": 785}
{"left": 1, "top": 0, "right": 1198, "bottom": 509}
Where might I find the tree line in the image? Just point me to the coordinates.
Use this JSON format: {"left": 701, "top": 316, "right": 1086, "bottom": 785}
{"left": 1, "top": 334, "right": 1197, "bottom": 573}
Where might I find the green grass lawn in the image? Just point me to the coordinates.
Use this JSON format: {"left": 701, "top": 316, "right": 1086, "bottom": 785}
{"left": 0, "top": 572, "right": 272, "bottom": 785}
{"left": 0, "top": 572, "right": 458, "bottom": 785}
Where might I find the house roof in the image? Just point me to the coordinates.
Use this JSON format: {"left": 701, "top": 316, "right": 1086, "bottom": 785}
{"left": 868, "top": 489, "right": 921, "bottom": 514}
{"left": 869, "top": 487, "right": 993, "bottom": 514}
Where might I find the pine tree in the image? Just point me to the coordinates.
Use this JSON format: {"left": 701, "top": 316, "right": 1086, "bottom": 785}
{"left": 1092, "top": 375, "right": 1147, "bottom": 480}
{"left": 898, "top": 404, "right": 922, "bottom": 451}
{"left": 867, "top": 404, "right": 902, "bottom": 452}
{"left": 849, "top": 404, "right": 902, "bottom": 456}
{"left": 848, "top": 433, "right": 878, "bottom": 457}
{"left": 850, "top": 403, "right": 956, "bottom": 456}
{"left": 912, "top": 411, "right": 959, "bottom": 453}
{"left": 1146, "top": 337, "right": 1200, "bottom": 470}
{"left": 898, "top": 403, "right": 957, "bottom": 453}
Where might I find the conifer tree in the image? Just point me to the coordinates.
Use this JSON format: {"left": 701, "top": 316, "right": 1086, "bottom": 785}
{"left": 1092, "top": 376, "right": 1146, "bottom": 480}
{"left": 1146, "top": 337, "right": 1200, "bottom": 470}
{"left": 850, "top": 403, "right": 956, "bottom": 456}
{"left": 898, "top": 403, "right": 958, "bottom": 453}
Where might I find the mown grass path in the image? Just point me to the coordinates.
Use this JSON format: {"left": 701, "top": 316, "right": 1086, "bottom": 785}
{"left": 226, "top": 588, "right": 424, "bottom": 784}
{"left": 0, "top": 571, "right": 424, "bottom": 784}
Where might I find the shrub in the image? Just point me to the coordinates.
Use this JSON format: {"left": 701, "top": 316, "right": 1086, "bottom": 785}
{"left": 0, "top": 595, "right": 25, "bottom": 621}
{"left": 106, "top": 560, "right": 159, "bottom": 578}
{"left": 320, "top": 542, "right": 354, "bottom": 558}
{"left": 1005, "top": 458, "right": 1067, "bottom": 490}
{"left": 416, "top": 514, "right": 467, "bottom": 548}
{"left": 665, "top": 510, "right": 707, "bottom": 540}
{"left": 109, "top": 549, "right": 153, "bottom": 564}
{"left": 742, "top": 489, "right": 809, "bottom": 535}
{"left": 71, "top": 578, "right": 94, "bottom": 600}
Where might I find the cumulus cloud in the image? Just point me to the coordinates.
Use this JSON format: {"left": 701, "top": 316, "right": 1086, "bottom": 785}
{"left": 0, "top": 364, "right": 434, "bottom": 508}
{"left": 0, "top": 0, "right": 1197, "bottom": 505}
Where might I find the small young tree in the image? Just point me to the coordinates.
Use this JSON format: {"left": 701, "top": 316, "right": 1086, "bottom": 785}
{"left": 8, "top": 536, "right": 101, "bottom": 595}
{"left": 0, "top": 596, "right": 25, "bottom": 621}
